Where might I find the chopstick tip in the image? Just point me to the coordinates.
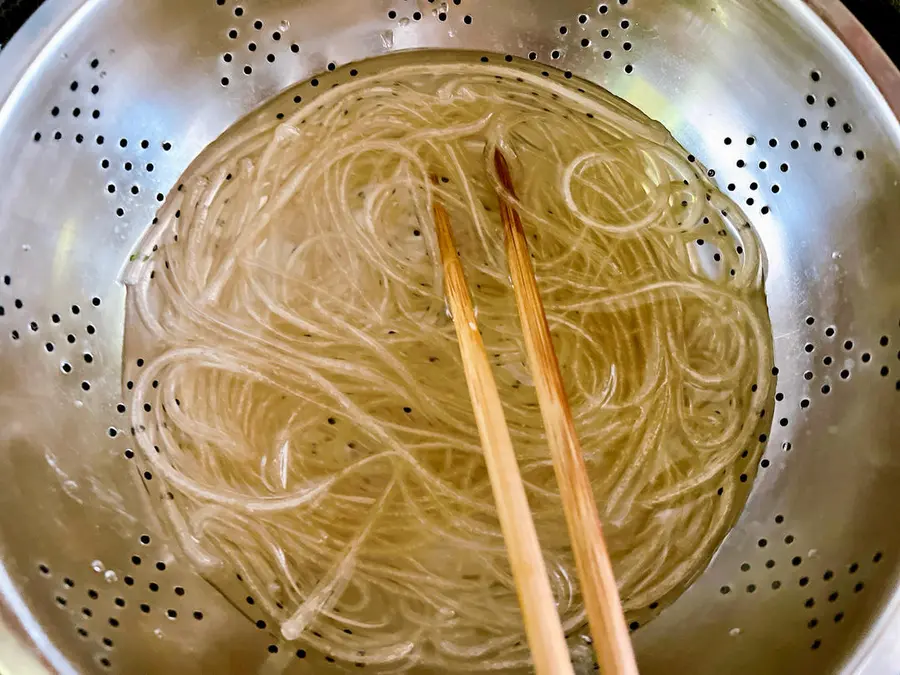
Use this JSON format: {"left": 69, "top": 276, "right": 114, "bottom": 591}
{"left": 493, "top": 149, "right": 515, "bottom": 192}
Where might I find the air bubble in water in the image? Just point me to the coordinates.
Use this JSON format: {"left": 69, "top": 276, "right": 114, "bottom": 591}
{"left": 91, "top": 560, "right": 106, "bottom": 574}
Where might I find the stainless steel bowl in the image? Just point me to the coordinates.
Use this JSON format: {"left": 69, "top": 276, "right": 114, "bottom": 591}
{"left": 0, "top": 0, "right": 898, "bottom": 673}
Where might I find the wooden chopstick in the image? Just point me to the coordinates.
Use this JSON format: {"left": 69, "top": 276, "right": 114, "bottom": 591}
{"left": 429, "top": 177, "right": 575, "bottom": 675}
{"left": 493, "top": 150, "right": 639, "bottom": 675}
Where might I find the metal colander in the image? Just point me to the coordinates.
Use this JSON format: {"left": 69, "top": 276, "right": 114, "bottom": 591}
{"left": 1, "top": 0, "right": 899, "bottom": 673}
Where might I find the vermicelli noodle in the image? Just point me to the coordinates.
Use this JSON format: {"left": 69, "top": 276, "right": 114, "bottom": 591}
{"left": 122, "top": 54, "right": 774, "bottom": 671}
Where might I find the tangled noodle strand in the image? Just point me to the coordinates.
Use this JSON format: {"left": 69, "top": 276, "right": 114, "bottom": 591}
{"left": 123, "top": 58, "right": 773, "bottom": 671}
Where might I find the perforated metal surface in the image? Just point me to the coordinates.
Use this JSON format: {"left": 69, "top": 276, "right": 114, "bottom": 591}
{"left": 0, "top": 1, "right": 898, "bottom": 673}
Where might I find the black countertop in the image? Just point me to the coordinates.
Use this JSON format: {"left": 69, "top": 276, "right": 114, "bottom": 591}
{"left": 844, "top": 0, "right": 900, "bottom": 64}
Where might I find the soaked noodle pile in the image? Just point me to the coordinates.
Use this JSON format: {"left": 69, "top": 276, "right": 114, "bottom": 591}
{"left": 123, "top": 57, "right": 773, "bottom": 670}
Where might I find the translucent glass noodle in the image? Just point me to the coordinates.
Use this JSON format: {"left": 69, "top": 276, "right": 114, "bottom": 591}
{"left": 121, "top": 57, "right": 774, "bottom": 671}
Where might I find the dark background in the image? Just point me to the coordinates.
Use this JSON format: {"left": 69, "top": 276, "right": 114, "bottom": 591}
{"left": 842, "top": 0, "right": 900, "bottom": 64}
{"left": 0, "top": 0, "right": 897, "bottom": 61}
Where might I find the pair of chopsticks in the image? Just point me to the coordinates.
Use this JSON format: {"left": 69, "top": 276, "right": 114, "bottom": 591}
{"left": 429, "top": 151, "right": 639, "bottom": 675}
